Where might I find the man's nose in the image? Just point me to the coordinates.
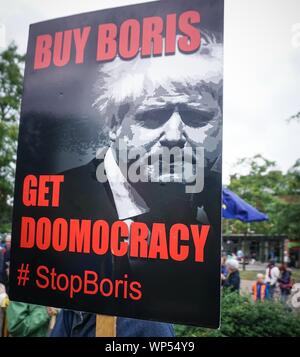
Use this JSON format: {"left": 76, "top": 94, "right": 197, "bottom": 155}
{"left": 159, "top": 109, "right": 186, "bottom": 149}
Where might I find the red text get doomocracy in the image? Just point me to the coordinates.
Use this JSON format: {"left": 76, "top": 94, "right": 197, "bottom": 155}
{"left": 20, "top": 174, "right": 210, "bottom": 263}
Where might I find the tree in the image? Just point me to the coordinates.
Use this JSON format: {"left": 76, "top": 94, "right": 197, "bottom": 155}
{"left": 273, "top": 159, "right": 300, "bottom": 240}
{"left": 225, "top": 154, "right": 300, "bottom": 241}
{"left": 0, "top": 43, "right": 24, "bottom": 232}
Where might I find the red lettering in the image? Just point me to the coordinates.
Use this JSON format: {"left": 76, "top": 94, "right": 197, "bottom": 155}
{"left": 92, "top": 220, "right": 109, "bottom": 255}
{"left": 20, "top": 217, "right": 35, "bottom": 248}
{"left": 97, "top": 23, "right": 117, "bottom": 61}
{"left": 22, "top": 175, "right": 38, "bottom": 206}
{"left": 36, "top": 265, "right": 50, "bottom": 289}
{"left": 165, "top": 13, "right": 177, "bottom": 54}
{"left": 191, "top": 225, "right": 210, "bottom": 262}
{"left": 115, "top": 275, "right": 127, "bottom": 299}
{"left": 50, "top": 268, "right": 57, "bottom": 290}
{"left": 33, "top": 10, "right": 202, "bottom": 70}
{"left": 130, "top": 222, "right": 149, "bottom": 258}
{"left": 141, "top": 16, "right": 163, "bottom": 57}
{"left": 178, "top": 10, "right": 201, "bottom": 53}
{"left": 37, "top": 176, "right": 50, "bottom": 207}
{"left": 111, "top": 221, "right": 128, "bottom": 257}
{"left": 129, "top": 281, "right": 142, "bottom": 301}
{"left": 52, "top": 218, "right": 68, "bottom": 251}
{"left": 36, "top": 217, "right": 51, "bottom": 250}
{"left": 84, "top": 270, "right": 98, "bottom": 294}
{"left": 22, "top": 175, "right": 64, "bottom": 207}
{"left": 50, "top": 175, "right": 64, "bottom": 207}
{"left": 56, "top": 273, "right": 69, "bottom": 291}
{"left": 34, "top": 34, "right": 52, "bottom": 70}
{"left": 119, "top": 19, "right": 140, "bottom": 59}
{"left": 169, "top": 224, "right": 189, "bottom": 261}
{"left": 99, "top": 278, "right": 114, "bottom": 297}
{"left": 73, "top": 26, "right": 91, "bottom": 64}
{"left": 70, "top": 275, "right": 83, "bottom": 298}
{"left": 53, "top": 30, "right": 72, "bottom": 67}
{"left": 148, "top": 223, "right": 168, "bottom": 260}
{"left": 69, "top": 219, "right": 91, "bottom": 253}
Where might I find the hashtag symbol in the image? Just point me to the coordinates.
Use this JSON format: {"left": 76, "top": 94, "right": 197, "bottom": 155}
{"left": 17, "top": 263, "right": 30, "bottom": 286}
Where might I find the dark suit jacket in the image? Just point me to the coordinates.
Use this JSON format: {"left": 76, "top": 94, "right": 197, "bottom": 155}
{"left": 52, "top": 159, "right": 221, "bottom": 326}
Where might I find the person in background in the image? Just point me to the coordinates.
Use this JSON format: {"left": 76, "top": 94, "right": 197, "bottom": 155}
{"left": 231, "top": 252, "right": 237, "bottom": 260}
{"left": 278, "top": 263, "right": 293, "bottom": 304}
{"left": 1, "top": 239, "right": 10, "bottom": 337}
{"left": 283, "top": 251, "right": 290, "bottom": 266}
{"left": 0, "top": 283, "right": 9, "bottom": 337}
{"left": 0, "top": 244, "right": 5, "bottom": 286}
{"left": 221, "top": 256, "right": 228, "bottom": 286}
{"left": 222, "top": 259, "right": 240, "bottom": 293}
{"left": 250, "top": 252, "right": 257, "bottom": 265}
{"left": 237, "top": 249, "right": 244, "bottom": 262}
{"left": 6, "top": 301, "right": 51, "bottom": 337}
{"left": 252, "top": 273, "right": 268, "bottom": 302}
{"left": 1, "top": 234, "right": 11, "bottom": 293}
{"left": 265, "top": 260, "right": 280, "bottom": 300}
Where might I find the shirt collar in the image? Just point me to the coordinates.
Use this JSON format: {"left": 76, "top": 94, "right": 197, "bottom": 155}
{"left": 104, "top": 147, "right": 149, "bottom": 220}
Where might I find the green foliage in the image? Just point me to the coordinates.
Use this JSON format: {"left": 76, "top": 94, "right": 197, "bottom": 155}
{"left": 0, "top": 43, "right": 24, "bottom": 123}
{"left": 0, "top": 43, "right": 24, "bottom": 231}
{"left": 175, "top": 291, "right": 300, "bottom": 337}
{"left": 224, "top": 154, "right": 300, "bottom": 240}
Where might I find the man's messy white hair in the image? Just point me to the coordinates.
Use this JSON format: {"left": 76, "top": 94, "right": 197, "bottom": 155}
{"left": 92, "top": 30, "right": 223, "bottom": 130}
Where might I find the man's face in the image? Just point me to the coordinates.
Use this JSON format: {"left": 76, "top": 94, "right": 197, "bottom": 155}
{"left": 257, "top": 276, "right": 264, "bottom": 284}
{"left": 109, "top": 44, "right": 222, "bottom": 184}
{"left": 115, "top": 89, "right": 221, "bottom": 153}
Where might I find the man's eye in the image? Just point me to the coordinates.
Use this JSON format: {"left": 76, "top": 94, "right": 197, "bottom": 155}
{"left": 179, "top": 109, "right": 214, "bottom": 128}
{"left": 135, "top": 109, "right": 174, "bottom": 129}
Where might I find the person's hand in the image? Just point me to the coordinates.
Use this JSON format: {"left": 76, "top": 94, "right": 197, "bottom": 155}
{"left": 5, "top": 262, "right": 10, "bottom": 279}
{"left": 47, "top": 307, "right": 58, "bottom": 317}
{"left": 221, "top": 274, "right": 226, "bottom": 280}
{"left": 0, "top": 283, "right": 6, "bottom": 295}
{"left": 0, "top": 285, "right": 9, "bottom": 308}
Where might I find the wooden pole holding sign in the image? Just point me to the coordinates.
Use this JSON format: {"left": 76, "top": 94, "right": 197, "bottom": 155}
{"left": 96, "top": 315, "right": 117, "bottom": 337}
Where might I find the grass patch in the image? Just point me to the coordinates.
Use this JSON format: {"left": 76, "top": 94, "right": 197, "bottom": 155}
{"left": 291, "top": 269, "right": 300, "bottom": 282}
{"left": 240, "top": 270, "right": 263, "bottom": 281}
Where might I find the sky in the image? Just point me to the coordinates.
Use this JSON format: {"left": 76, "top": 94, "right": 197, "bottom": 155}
{"left": 0, "top": 0, "right": 300, "bottom": 183}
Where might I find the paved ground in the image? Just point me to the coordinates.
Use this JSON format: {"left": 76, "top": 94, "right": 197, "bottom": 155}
{"left": 241, "top": 279, "right": 253, "bottom": 294}
{"left": 239, "top": 262, "right": 266, "bottom": 272}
